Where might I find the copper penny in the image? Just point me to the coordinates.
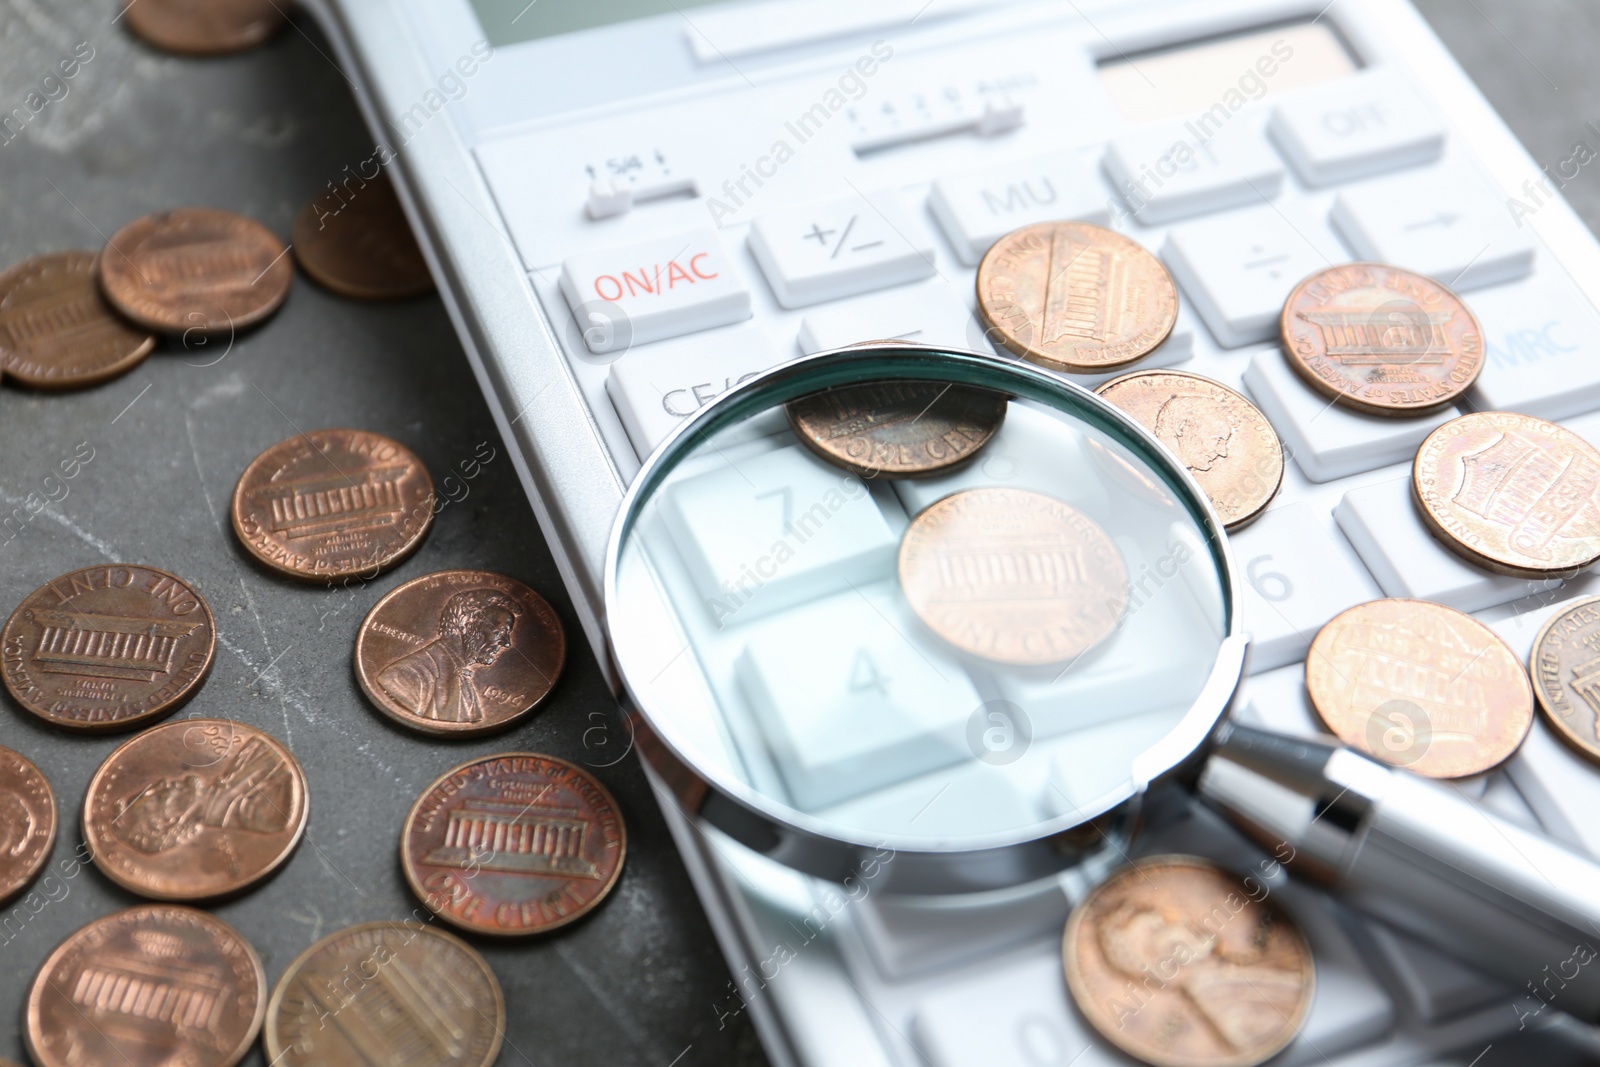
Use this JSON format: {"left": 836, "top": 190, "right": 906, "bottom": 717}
{"left": 292, "top": 174, "right": 435, "bottom": 300}
{"left": 83, "top": 718, "right": 308, "bottom": 901}
{"left": 787, "top": 380, "right": 1006, "bottom": 478}
{"left": 1096, "top": 370, "right": 1283, "bottom": 530}
{"left": 899, "top": 487, "right": 1127, "bottom": 665}
{"left": 231, "top": 429, "right": 435, "bottom": 581}
{"left": 1529, "top": 595, "right": 1600, "bottom": 767}
{"left": 1306, "top": 598, "right": 1533, "bottom": 778}
{"left": 2, "top": 565, "right": 216, "bottom": 732}
{"left": 1063, "top": 855, "right": 1314, "bottom": 1067}
{"left": 0, "top": 746, "right": 56, "bottom": 906}
{"left": 1414, "top": 411, "right": 1600, "bottom": 578}
{"left": 0, "top": 251, "right": 155, "bottom": 389}
{"left": 1280, "top": 263, "right": 1482, "bottom": 416}
{"left": 976, "top": 221, "right": 1178, "bottom": 373}
{"left": 123, "top": 0, "right": 287, "bottom": 56}
{"left": 355, "top": 570, "right": 565, "bottom": 737}
{"left": 401, "top": 753, "right": 626, "bottom": 935}
{"left": 263, "top": 920, "right": 504, "bottom": 1066}
{"left": 25, "top": 904, "right": 266, "bottom": 1067}
{"left": 99, "top": 207, "right": 291, "bottom": 335}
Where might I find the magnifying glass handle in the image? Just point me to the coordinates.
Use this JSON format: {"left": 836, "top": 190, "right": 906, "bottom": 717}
{"left": 1200, "top": 722, "right": 1600, "bottom": 1024}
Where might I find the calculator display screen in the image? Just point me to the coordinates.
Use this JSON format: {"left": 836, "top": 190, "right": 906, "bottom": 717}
{"left": 470, "top": 0, "right": 739, "bottom": 48}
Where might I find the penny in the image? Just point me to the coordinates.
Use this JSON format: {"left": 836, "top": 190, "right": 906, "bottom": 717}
{"left": 1413, "top": 411, "right": 1600, "bottom": 578}
{"left": 99, "top": 208, "right": 291, "bottom": 335}
{"left": 26, "top": 904, "right": 265, "bottom": 1067}
{"left": 0, "top": 746, "right": 56, "bottom": 906}
{"left": 2, "top": 565, "right": 216, "bottom": 732}
{"left": 293, "top": 174, "right": 435, "bottom": 300}
{"left": 786, "top": 380, "right": 1006, "bottom": 478}
{"left": 401, "top": 753, "right": 626, "bottom": 935}
{"left": 899, "top": 487, "right": 1127, "bottom": 665}
{"left": 1280, "top": 263, "right": 1482, "bottom": 416}
{"left": 123, "top": 0, "right": 287, "bottom": 56}
{"left": 0, "top": 251, "right": 155, "bottom": 389}
{"left": 976, "top": 221, "right": 1178, "bottom": 373}
{"left": 231, "top": 429, "right": 435, "bottom": 580}
{"left": 83, "top": 718, "right": 308, "bottom": 901}
{"left": 1096, "top": 370, "right": 1283, "bottom": 530}
{"left": 1306, "top": 598, "right": 1533, "bottom": 778}
{"left": 1063, "top": 855, "right": 1314, "bottom": 1067}
{"left": 1529, "top": 595, "right": 1600, "bottom": 767}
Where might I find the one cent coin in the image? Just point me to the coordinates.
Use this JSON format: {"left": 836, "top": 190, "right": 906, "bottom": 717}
{"left": 1414, "top": 411, "right": 1600, "bottom": 578}
{"left": 1306, "top": 598, "right": 1533, "bottom": 778}
{"left": 786, "top": 380, "right": 1006, "bottom": 478}
{"left": 231, "top": 429, "right": 435, "bottom": 580}
{"left": 1280, "top": 263, "right": 1482, "bottom": 416}
{"left": 2, "top": 565, "right": 216, "bottom": 732}
{"left": 1063, "top": 855, "right": 1314, "bottom": 1067}
{"left": 401, "top": 753, "right": 626, "bottom": 935}
{"left": 0, "top": 746, "right": 56, "bottom": 905}
{"left": 0, "top": 251, "right": 155, "bottom": 389}
{"left": 263, "top": 921, "right": 504, "bottom": 1066}
{"left": 26, "top": 904, "right": 266, "bottom": 1067}
{"left": 1529, "top": 595, "right": 1600, "bottom": 767}
{"left": 83, "top": 718, "right": 308, "bottom": 901}
{"left": 899, "top": 487, "right": 1127, "bottom": 665}
{"left": 977, "top": 221, "right": 1178, "bottom": 373}
{"left": 123, "top": 0, "right": 287, "bottom": 56}
{"left": 292, "top": 174, "right": 435, "bottom": 300}
{"left": 99, "top": 207, "right": 291, "bottom": 335}
{"left": 1096, "top": 370, "right": 1283, "bottom": 530}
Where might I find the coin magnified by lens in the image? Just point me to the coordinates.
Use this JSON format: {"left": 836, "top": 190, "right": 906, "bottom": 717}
{"left": 787, "top": 380, "right": 1006, "bottom": 478}
{"left": 0, "top": 251, "right": 155, "bottom": 389}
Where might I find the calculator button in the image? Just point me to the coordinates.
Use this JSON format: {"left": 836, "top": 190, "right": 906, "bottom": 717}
{"left": 1238, "top": 663, "right": 1324, "bottom": 738}
{"left": 1467, "top": 275, "right": 1600, "bottom": 420}
{"left": 1240, "top": 349, "right": 1457, "bottom": 482}
{"left": 559, "top": 228, "right": 751, "bottom": 352}
{"left": 1330, "top": 161, "right": 1536, "bottom": 292}
{"left": 1361, "top": 923, "right": 1506, "bottom": 1023}
{"left": 606, "top": 326, "right": 785, "bottom": 457}
{"left": 852, "top": 877, "right": 1071, "bottom": 979}
{"left": 929, "top": 148, "right": 1110, "bottom": 266}
{"left": 1103, "top": 120, "right": 1283, "bottom": 225}
{"left": 1163, "top": 205, "right": 1348, "bottom": 348}
{"left": 748, "top": 191, "right": 937, "bottom": 309}
{"left": 1267, "top": 70, "right": 1445, "bottom": 187}
{"left": 797, "top": 285, "right": 988, "bottom": 354}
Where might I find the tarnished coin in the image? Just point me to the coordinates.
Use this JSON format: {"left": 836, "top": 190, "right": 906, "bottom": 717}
{"left": 26, "top": 904, "right": 266, "bottom": 1067}
{"left": 99, "top": 207, "right": 291, "bottom": 335}
{"left": 899, "top": 487, "right": 1127, "bottom": 665}
{"left": 1096, "top": 370, "right": 1283, "bottom": 530}
{"left": 787, "top": 380, "right": 1006, "bottom": 478}
{"left": 1281, "top": 263, "right": 1482, "bottom": 416}
{"left": 1306, "top": 598, "right": 1533, "bottom": 778}
{"left": 231, "top": 429, "right": 435, "bottom": 581}
{"left": 0, "top": 746, "right": 56, "bottom": 906}
{"left": 0, "top": 251, "right": 155, "bottom": 389}
{"left": 264, "top": 921, "right": 504, "bottom": 1067}
{"left": 976, "top": 221, "right": 1177, "bottom": 373}
{"left": 402, "top": 752, "right": 626, "bottom": 935}
{"left": 293, "top": 174, "right": 435, "bottom": 300}
{"left": 1529, "top": 595, "right": 1600, "bottom": 767}
{"left": 1414, "top": 411, "right": 1600, "bottom": 578}
{"left": 2, "top": 565, "right": 216, "bottom": 732}
{"left": 123, "top": 0, "right": 287, "bottom": 55}
{"left": 355, "top": 570, "right": 566, "bottom": 737}
{"left": 1064, "top": 855, "right": 1314, "bottom": 1067}
{"left": 83, "top": 718, "right": 308, "bottom": 901}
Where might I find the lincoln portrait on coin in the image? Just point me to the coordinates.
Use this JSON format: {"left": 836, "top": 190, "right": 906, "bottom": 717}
{"left": 117, "top": 737, "right": 295, "bottom": 853}
{"left": 376, "top": 588, "right": 523, "bottom": 724}
{"left": 1154, "top": 392, "right": 1235, "bottom": 473}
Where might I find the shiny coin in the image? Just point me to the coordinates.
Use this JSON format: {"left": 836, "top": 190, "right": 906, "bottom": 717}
{"left": 1280, "top": 263, "right": 1482, "bottom": 416}
{"left": 1529, "top": 595, "right": 1600, "bottom": 767}
{"left": 83, "top": 718, "right": 308, "bottom": 901}
{"left": 976, "top": 221, "right": 1177, "bottom": 373}
{"left": 401, "top": 752, "right": 626, "bottom": 935}
{"left": 2, "top": 565, "right": 216, "bottom": 732}
{"left": 899, "top": 487, "right": 1127, "bottom": 665}
{"left": 787, "top": 380, "right": 1006, "bottom": 478}
{"left": 99, "top": 207, "right": 291, "bottom": 335}
{"left": 1096, "top": 370, "right": 1283, "bottom": 530}
{"left": 263, "top": 921, "right": 504, "bottom": 1066}
{"left": 292, "top": 174, "right": 435, "bottom": 300}
{"left": 355, "top": 570, "right": 566, "bottom": 737}
{"left": 1413, "top": 411, "right": 1600, "bottom": 578}
{"left": 0, "top": 746, "right": 56, "bottom": 906}
{"left": 0, "top": 251, "right": 155, "bottom": 389}
{"left": 26, "top": 904, "right": 265, "bottom": 1067}
{"left": 1063, "top": 855, "right": 1314, "bottom": 1067}
{"left": 123, "top": 0, "right": 287, "bottom": 55}
{"left": 231, "top": 429, "right": 435, "bottom": 581}
{"left": 1306, "top": 598, "right": 1533, "bottom": 778}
